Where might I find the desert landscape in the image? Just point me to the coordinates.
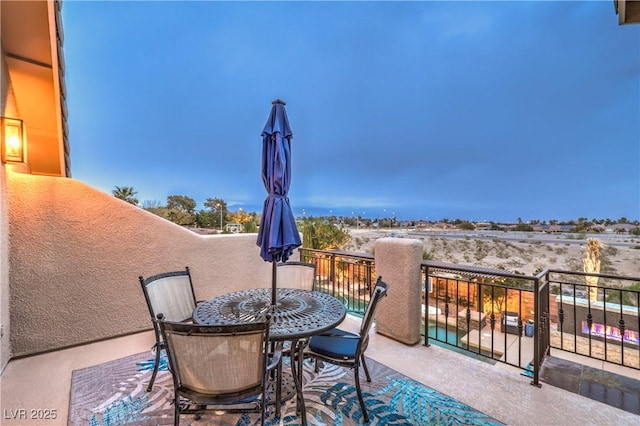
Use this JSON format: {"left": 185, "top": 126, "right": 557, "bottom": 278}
{"left": 347, "top": 229, "right": 640, "bottom": 368}
{"left": 346, "top": 229, "right": 640, "bottom": 278}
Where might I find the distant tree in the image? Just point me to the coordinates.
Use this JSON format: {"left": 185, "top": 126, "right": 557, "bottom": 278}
{"left": 204, "top": 197, "right": 227, "bottom": 212}
{"left": 142, "top": 200, "right": 169, "bottom": 219}
{"left": 141, "top": 199, "right": 162, "bottom": 209}
{"left": 230, "top": 210, "right": 253, "bottom": 226}
{"left": 583, "top": 238, "right": 601, "bottom": 302}
{"left": 165, "top": 195, "right": 196, "bottom": 226}
{"left": 204, "top": 197, "right": 228, "bottom": 228}
{"left": 112, "top": 186, "right": 138, "bottom": 205}
{"left": 457, "top": 221, "right": 475, "bottom": 230}
{"left": 195, "top": 210, "right": 214, "bottom": 228}
{"left": 514, "top": 223, "right": 534, "bottom": 231}
{"left": 140, "top": 198, "right": 198, "bottom": 227}
{"left": 167, "top": 209, "right": 194, "bottom": 226}
{"left": 302, "top": 218, "right": 351, "bottom": 250}
{"left": 630, "top": 227, "right": 640, "bottom": 236}
{"left": 142, "top": 206, "right": 171, "bottom": 221}
{"left": 166, "top": 195, "right": 196, "bottom": 214}
{"left": 244, "top": 221, "right": 258, "bottom": 233}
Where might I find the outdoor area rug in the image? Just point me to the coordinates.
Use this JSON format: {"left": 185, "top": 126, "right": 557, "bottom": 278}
{"left": 69, "top": 351, "right": 504, "bottom": 426}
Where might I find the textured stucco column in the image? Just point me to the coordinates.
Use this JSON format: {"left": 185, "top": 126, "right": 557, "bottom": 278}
{"left": 374, "top": 237, "right": 422, "bottom": 345}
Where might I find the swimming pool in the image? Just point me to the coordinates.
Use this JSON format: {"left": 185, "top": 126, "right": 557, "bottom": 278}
{"left": 427, "top": 323, "right": 461, "bottom": 345}
{"left": 425, "top": 323, "right": 497, "bottom": 364}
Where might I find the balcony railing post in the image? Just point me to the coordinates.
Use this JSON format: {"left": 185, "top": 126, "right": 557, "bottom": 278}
{"left": 532, "top": 275, "right": 541, "bottom": 387}
{"left": 424, "top": 266, "right": 430, "bottom": 347}
{"left": 330, "top": 252, "right": 335, "bottom": 293}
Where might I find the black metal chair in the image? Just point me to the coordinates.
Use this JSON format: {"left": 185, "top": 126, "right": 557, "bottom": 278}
{"left": 276, "top": 261, "right": 316, "bottom": 290}
{"left": 139, "top": 267, "right": 197, "bottom": 392}
{"left": 305, "top": 276, "right": 389, "bottom": 423}
{"left": 158, "top": 314, "right": 281, "bottom": 426}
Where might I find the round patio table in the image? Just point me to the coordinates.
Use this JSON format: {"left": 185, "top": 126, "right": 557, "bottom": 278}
{"left": 193, "top": 288, "right": 346, "bottom": 340}
{"left": 193, "top": 288, "right": 346, "bottom": 424}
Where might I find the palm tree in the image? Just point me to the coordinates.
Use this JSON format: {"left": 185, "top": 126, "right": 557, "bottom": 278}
{"left": 583, "top": 238, "right": 601, "bottom": 302}
{"left": 112, "top": 186, "right": 139, "bottom": 205}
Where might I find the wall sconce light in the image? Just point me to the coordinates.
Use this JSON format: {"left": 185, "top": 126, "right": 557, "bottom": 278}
{"left": 1, "top": 117, "right": 26, "bottom": 163}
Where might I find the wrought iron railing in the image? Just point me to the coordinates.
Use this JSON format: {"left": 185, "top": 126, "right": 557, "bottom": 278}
{"left": 539, "top": 269, "right": 640, "bottom": 370}
{"left": 298, "top": 248, "right": 640, "bottom": 386}
{"left": 422, "top": 262, "right": 543, "bottom": 384}
{"left": 299, "top": 248, "right": 375, "bottom": 315}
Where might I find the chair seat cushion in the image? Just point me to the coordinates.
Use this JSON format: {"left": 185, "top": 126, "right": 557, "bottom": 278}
{"left": 309, "top": 328, "right": 358, "bottom": 360}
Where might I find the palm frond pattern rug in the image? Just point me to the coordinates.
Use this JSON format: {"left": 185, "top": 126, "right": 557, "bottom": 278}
{"left": 69, "top": 351, "right": 503, "bottom": 425}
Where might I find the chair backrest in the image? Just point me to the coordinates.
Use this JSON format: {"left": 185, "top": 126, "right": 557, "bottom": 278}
{"left": 358, "top": 277, "right": 388, "bottom": 351}
{"left": 139, "top": 267, "right": 196, "bottom": 323}
{"left": 159, "top": 316, "right": 270, "bottom": 397}
{"left": 276, "top": 261, "right": 316, "bottom": 291}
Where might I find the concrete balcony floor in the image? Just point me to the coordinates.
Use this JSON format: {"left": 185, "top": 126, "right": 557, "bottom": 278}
{"left": 1, "top": 315, "right": 638, "bottom": 425}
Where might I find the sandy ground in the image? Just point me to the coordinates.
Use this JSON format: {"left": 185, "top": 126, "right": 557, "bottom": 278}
{"left": 346, "top": 229, "right": 640, "bottom": 278}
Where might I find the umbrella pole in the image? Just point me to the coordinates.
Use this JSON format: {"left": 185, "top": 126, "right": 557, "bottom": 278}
{"left": 272, "top": 261, "right": 277, "bottom": 306}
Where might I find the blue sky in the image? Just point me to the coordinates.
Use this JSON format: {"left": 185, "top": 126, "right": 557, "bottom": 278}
{"left": 62, "top": 1, "right": 639, "bottom": 222}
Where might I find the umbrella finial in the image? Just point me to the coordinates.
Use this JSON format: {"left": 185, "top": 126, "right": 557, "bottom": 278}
{"left": 272, "top": 98, "right": 286, "bottom": 106}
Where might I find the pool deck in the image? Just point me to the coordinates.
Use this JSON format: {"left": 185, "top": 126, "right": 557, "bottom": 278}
{"left": 426, "top": 311, "right": 640, "bottom": 416}
{"left": 461, "top": 326, "right": 534, "bottom": 366}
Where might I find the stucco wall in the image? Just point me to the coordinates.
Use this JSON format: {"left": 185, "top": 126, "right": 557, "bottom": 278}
{"left": 7, "top": 173, "right": 277, "bottom": 357}
{"left": 0, "top": 167, "right": 9, "bottom": 372}
{"left": 1, "top": 46, "right": 18, "bottom": 372}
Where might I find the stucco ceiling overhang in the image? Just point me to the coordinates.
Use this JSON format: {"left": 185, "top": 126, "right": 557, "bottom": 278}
{"left": 1, "top": 1, "right": 53, "bottom": 68}
{"left": 1, "top": 0, "right": 68, "bottom": 177}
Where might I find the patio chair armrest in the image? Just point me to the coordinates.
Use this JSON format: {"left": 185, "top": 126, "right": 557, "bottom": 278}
{"left": 267, "top": 341, "right": 283, "bottom": 371}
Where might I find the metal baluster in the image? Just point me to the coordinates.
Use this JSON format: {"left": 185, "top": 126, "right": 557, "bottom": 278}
{"left": 587, "top": 311, "right": 594, "bottom": 358}
{"left": 465, "top": 304, "right": 471, "bottom": 351}
{"left": 558, "top": 305, "right": 565, "bottom": 350}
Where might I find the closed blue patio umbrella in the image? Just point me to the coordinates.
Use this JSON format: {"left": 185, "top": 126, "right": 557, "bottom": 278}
{"left": 256, "top": 99, "right": 302, "bottom": 306}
